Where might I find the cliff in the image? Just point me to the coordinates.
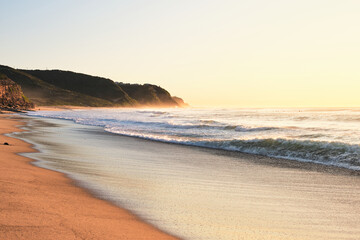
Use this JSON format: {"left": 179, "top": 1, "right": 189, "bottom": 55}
{"left": 0, "top": 74, "right": 35, "bottom": 110}
{"left": 0, "top": 65, "right": 187, "bottom": 108}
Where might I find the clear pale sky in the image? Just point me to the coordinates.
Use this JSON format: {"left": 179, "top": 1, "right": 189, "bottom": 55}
{"left": 1, "top": 0, "right": 359, "bottom": 107}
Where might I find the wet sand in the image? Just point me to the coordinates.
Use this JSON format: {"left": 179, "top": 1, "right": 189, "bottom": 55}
{"left": 0, "top": 114, "right": 177, "bottom": 240}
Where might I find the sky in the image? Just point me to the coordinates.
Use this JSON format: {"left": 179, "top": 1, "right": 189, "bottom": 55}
{"left": 1, "top": 0, "right": 360, "bottom": 107}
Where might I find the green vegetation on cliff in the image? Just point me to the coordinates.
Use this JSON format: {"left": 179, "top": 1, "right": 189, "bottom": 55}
{"left": 23, "top": 70, "right": 134, "bottom": 106}
{"left": 0, "top": 65, "right": 113, "bottom": 106}
{"left": 0, "top": 65, "right": 187, "bottom": 107}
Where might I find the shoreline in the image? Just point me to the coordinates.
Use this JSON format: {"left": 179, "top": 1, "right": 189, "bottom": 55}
{"left": 0, "top": 113, "right": 178, "bottom": 240}
{"left": 13, "top": 114, "right": 360, "bottom": 239}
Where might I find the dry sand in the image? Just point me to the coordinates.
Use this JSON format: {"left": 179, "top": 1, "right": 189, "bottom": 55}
{"left": 0, "top": 114, "right": 177, "bottom": 240}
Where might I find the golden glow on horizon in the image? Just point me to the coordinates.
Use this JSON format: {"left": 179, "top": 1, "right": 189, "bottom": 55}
{"left": 1, "top": 1, "right": 360, "bottom": 107}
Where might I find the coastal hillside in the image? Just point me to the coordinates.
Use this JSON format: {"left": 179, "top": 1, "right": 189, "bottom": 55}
{"left": 22, "top": 69, "right": 134, "bottom": 105}
{"left": 0, "top": 65, "right": 187, "bottom": 107}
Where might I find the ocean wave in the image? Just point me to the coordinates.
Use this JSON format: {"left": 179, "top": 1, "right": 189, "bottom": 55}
{"left": 296, "top": 134, "right": 324, "bottom": 139}
{"left": 76, "top": 118, "right": 279, "bottom": 133}
{"left": 103, "top": 126, "right": 360, "bottom": 170}
{"left": 199, "top": 139, "right": 360, "bottom": 170}
{"left": 234, "top": 126, "right": 278, "bottom": 132}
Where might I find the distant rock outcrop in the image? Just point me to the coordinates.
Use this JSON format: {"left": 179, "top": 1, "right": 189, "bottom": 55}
{"left": 172, "top": 96, "right": 189, "bottom": 107}
{"left": 0, "top": 74, "right": 35, "bottom": 110}
{"left": 117, "top": 83, "right": 180, "bottom": 107}
{"left": 0, "top": 65, "right": 188, "bottom": 108}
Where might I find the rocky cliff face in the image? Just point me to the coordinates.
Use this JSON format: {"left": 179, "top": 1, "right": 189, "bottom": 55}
{"left": 0, "top": 74, "right": 35, "bottom": 110}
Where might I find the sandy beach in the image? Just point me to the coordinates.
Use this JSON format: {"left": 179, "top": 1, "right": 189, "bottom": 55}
{"left": 0, "top": 113, "right": 177, "bottom": 240}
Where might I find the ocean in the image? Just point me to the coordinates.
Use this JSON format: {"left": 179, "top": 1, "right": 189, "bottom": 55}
{"left": 27, "top": 107, "right": 360, "bottom": 171}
